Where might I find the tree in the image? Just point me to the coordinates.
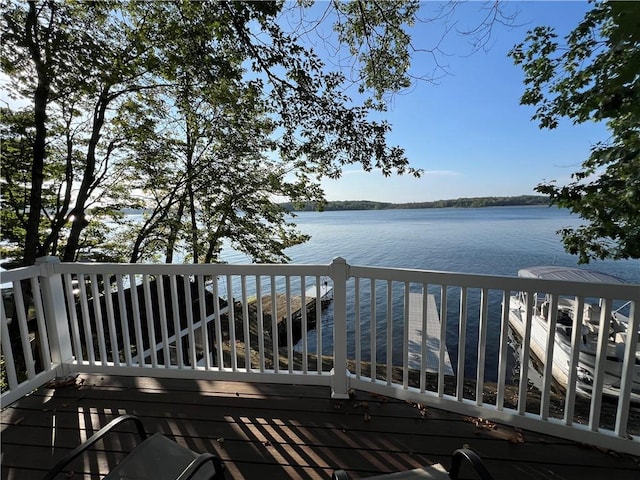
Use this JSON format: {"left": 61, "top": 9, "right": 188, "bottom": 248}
{"left": 2, "top": 0, "right": 515, "bottom": 265}
{"left": 2, "top": 0, "right": 419, "bottom": 265}
{"left": 509, "top": 1, "right": 640, "bottom": 263}
{"left": 2, "top": 1, "right": 158, "bottom": 264}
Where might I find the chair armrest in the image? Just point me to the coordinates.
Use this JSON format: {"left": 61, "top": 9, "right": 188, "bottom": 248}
{"left": 177, "top": 452, "right": 225, "bottom": 480}
{"left": 43, "top": 415, "right": 147, "bottom": 480}
{"left": 448, "top": 448, "right": 494, "bottom": 480}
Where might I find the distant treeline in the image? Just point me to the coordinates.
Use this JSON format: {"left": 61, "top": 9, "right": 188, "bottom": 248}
{"left": 280, "top": 195, "right": 550, "bottom": 212}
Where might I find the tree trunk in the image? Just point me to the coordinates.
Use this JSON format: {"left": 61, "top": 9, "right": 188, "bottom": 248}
{"left": 40, "top": 108, "right": 76, "bottom": 257}
{"left": 184, "top": 118, "right": 199, "bottom": 263}
{"left": 165, "top": 199, "right": 185, "bottom": 263}
{"left": 22, "top": 1, "right": 50, "bottom": 266}
{"left": 63, "top": 88, "right": 110, "bottom": 262}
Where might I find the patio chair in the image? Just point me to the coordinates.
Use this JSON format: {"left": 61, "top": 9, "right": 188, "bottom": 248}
{"left": 43, "top": 415, "right": 225, "bottom": 480}
{"left": 332, "top": 448, "right": 494, "bottom": 480}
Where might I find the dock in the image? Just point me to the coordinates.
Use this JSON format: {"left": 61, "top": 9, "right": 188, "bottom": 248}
{"left": 258, "top": 284, "right": 333, "bottom": 324}
{"left": 407, "top": 292, "right": 454, "bottom": 375}
{"left": 256, "top": 284, "right": 333, "bottom": 345}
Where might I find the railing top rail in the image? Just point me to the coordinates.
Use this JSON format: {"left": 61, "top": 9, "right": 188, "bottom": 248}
{"left": 53, "top": 261, "right": 332, "bottom": 277}
{"left": 0, "top": 264, "right": 41, "bottom": 283}
{"left": 349, "top": 264, "right": 640, "bottom": 299}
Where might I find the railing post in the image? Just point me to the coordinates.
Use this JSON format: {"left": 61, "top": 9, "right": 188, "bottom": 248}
{"left": 36, "top": 256, "right": 74, "bottom": 370}
{"left": 330, "top": 257, "right": 350, "bottom": 399}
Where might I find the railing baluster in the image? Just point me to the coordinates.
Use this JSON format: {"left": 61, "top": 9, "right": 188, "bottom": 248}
{"left": 1, "top": 300, "right": 18, "bottom": 389}
{"left": 129, "top": 274, "right": 145, "bottom": 367}
{"left": 518, "top": 291, "right": 534, "bottom": 415}
{"left": 301, "top": 275, "right": 308, "bottom": 374}
{"left": 89, "top": 274, "right": 107, "bottom": 365}
{"left": 330, "top": 257, "right": 348, "bottom": 398}
{"left": 227, "top": 275, "right": 237, "bottom": 371}
{"left": 212, "top": 276, "right": 223, "bottom": 370}
{"left": 30, "top": 277, "right": 51, "bottom": 371}
{"left": 420, "top": 283, "right": 428, "bottom": 393}
{"left": 183, "top": 275, "right": 196, "bottom": 368}
{"left": 354, "top": 277, "right": 361, "bottom": 379}
{"left": 438, "top": 285, "right": 448, "bottom": 396}
{"left": 116, "top": 274, "right": 132, "bottom": 366}
{"left": 77, "top": 274, "right": 96, "bottom": 365}
{"left": 402, "top": 281, "right": 409, "bottom": 390}
{"left": 286, "top": 276, "right": 293, "bottom": 374}
{"left": 315, "top": 276, "right": 322, "bottom": 374}
{"left": 256, "top": 275, "right": 265, "bottom": 372}
{"left": 271, "top": 276, "right": 278, "bottom": 373}
{"left": 456, "top": 287, "right": 468, "bottom": 401}
{"left": 540, "top": 293, "right": 558, "bottom": 420}
{"left": 155, "top": 275, "right": 170, "bottom": 368}
{"left": 102, "top": 275, "right": 120, "bottom": 366}
{"left": 198, "top": 275, "right": 210, "bottom": 370}
{"left": 476, "top": 288, "right": 489, "bottom": 406}
{"left": 386, "top": 280, "right": 393, "bottom": 386}
{"left": 615, "top": 301, "right": 638, "bottom": 436}
{"left": 370, "top": 278, "right": 376, "bottom": 382}
{"left": 63, "top": 273, "right": 83, "bottom": 364}
{"left": 169, "top": 275, "right": 183, "bottom": 369}
{"left": 142, "top": 274, "right": 158, "bottom": 368}
{"left": 496, "top": 290, "right": 511, "bottom": 410}
{"left": 564, "top": 295, "right": 584, "bottom": 425}
{"left": 241, "top": 275, "right": 251, "bottom": 371}
{"left": 589, "top": 297, "right": 613, "bottom": 431}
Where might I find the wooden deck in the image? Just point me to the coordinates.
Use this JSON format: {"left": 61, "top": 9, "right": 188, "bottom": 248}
{"left": 1, "top": 374, "right": 638, "bottom": 480}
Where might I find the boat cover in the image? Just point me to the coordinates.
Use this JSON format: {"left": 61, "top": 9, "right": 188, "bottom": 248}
{"left": 518, "top": 266, "right": 626, "bottom": 284}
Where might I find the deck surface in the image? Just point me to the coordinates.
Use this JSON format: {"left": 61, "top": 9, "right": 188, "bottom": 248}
{"left": 1, "top": 374, "right": 639, "bottom": 480}
{"left": 407, "top": 293, "right": 453, "bottom": 375}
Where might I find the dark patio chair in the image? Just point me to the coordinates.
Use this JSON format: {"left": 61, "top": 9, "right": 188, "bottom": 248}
{"left": 332, "top": 448, "right": 494, "bottom": 480}
{"left": 43, "top": 414, "right": 225, "bottom": 480}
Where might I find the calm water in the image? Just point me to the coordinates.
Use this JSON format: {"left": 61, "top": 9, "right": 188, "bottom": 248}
{"left": 244, "top": 206, "right": 638, "bottom": 281}
{"left": 222, "top": 206, "right": 638, "bottom": 381}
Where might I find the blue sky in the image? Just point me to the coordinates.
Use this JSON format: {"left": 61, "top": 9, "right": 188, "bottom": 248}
{"left": 315, "top": 1, "right": 606, "bottom": 203}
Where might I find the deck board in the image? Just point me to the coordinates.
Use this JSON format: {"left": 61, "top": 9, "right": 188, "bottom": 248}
{"left": 2, "top": 374, "right": 638, "bottom": 479}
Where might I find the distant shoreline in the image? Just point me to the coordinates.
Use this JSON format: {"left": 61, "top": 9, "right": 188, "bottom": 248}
{"left": 280, "top": 195, "right": 549, "bottom": 212}
{"left": 119, "top": 195, "right": 550, "bottom": 215}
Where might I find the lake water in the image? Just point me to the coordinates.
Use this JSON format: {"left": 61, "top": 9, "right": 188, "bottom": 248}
{"left": 219, "top": 206, "right": 639, "bottom": 382}
{"left": 224, "top": 205, "right": 638, "bottom": 281}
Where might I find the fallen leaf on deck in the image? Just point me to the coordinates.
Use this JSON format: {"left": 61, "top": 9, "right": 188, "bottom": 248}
{"left": 464, "top": 416, "right": 497, "bottom": 430}
{"left": 508, "top": 430, "right": 525, "bottom": 443}
{"left": 45, "top": 374, "right": 80, "bottom": 389}
{"left": 369, "top": 393, "right": 388, "bottom": 403}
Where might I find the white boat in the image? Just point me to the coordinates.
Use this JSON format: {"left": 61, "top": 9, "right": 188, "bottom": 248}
{"left": 508, "top": 266, "right": 640, "bottom": 402}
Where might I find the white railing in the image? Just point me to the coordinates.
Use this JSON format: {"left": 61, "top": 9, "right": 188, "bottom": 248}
{"left": 1, "top": 256, "right": 638, "bottom": 455}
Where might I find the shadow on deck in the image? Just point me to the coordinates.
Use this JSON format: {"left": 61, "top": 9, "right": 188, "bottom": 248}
{"left": 1, "top": 374, "right": 638, "bottom": 479}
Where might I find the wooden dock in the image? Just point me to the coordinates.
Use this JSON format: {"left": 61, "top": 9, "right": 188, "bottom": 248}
{"left": 407, "top": 292, "right": 454, "bottom": 375}
{"left": 258, "top": 284, "right": 333, "bottom": 325}
{"left": 255, "top": 284, "right": 333, "bottom": 346}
